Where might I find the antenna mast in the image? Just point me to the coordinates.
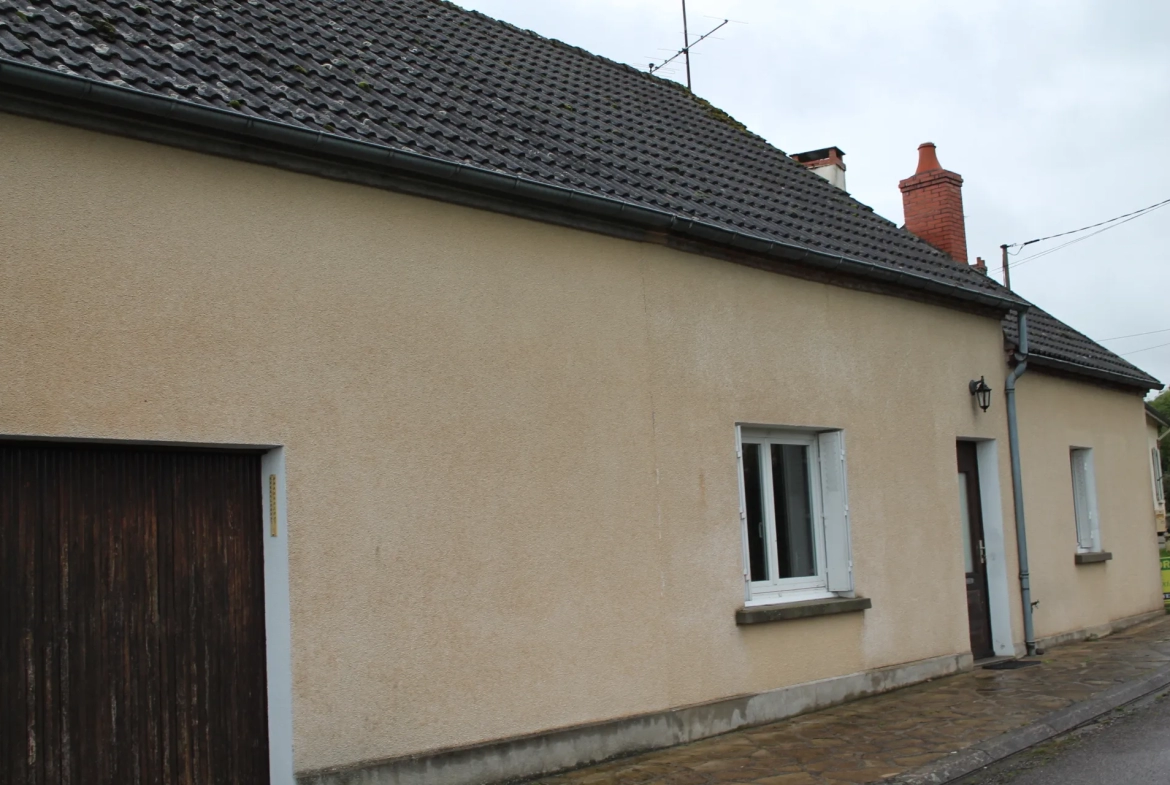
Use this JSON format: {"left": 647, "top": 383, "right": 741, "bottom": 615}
{"left": 648, "top": 2, "right": 728, "bottom": 91}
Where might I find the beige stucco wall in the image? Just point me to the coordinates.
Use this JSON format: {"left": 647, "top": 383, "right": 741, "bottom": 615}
{"left": 1014, "top": 373, "right": 1162, "bottom": 639}
{"left": 3, "top": 111, "right": 1144, "bottom": 772}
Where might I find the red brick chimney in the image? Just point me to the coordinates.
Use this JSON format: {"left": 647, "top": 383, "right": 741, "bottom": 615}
{"left": 899, "top": 142, "right": 967, "bottom": 264}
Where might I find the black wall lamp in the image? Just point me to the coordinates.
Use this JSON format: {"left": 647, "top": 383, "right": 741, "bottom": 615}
{"left": 969, "top": 376, "right": 992, "bottom": 412}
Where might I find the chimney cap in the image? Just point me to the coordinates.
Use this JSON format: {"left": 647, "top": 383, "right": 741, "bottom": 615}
{"left": 792, "top": 146, "right": 846, "bottom": 165}
{"left": 915, "top": 142, "right": 942, "bottom": 174}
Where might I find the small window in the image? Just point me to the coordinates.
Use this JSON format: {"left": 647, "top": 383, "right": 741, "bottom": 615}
{"left": 1152, "top": 447, "right": 1165, "bottom": 507}
{"left": 736, "top": 427, "right": 853, "bottom": 605}
{"left": 1070, "top": 448, "right": 1101, "bottom": 553}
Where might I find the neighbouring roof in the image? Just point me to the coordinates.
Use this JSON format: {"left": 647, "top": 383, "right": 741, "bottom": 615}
{"left": 0, "top": 0, "right": 1158, "bottom": 390}
{"left": 1146, "top": 403, "right": 1170, "bottom": 430}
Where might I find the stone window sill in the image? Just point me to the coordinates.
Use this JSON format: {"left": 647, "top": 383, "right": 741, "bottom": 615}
{"left": 736, "top": 596, "right": 871, "bottom": 625}
{"left": 1075, "top": 551, "right": 1112, "bottom": 565}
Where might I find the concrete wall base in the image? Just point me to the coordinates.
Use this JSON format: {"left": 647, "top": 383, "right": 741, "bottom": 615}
{"left": 1015, "top": 608, "right": 1166, "bottom": 657}
{"left": 297, "top": 651, "right": 973, "bottom": 785}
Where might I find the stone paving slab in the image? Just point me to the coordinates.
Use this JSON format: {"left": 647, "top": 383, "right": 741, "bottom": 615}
{"left": 535, "top": 617, "right": 1170, "bottom": 785}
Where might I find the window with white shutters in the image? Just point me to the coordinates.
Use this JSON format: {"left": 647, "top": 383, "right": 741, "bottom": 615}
{"left": 736, "top": 426, "right": 853, "bottom": 605}
{"left": 1070, "top": 447, "right": 1101, "bottom": 552}
{"left": 1152, "top": 447, "right": 1164, "bottom": 507}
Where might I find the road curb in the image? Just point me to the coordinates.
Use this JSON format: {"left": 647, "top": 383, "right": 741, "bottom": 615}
{"left": 883, "top": 662, "right": 1170, "bottom": 784}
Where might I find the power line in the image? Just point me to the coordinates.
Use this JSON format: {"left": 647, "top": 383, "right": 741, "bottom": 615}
{"left": 1121, "top": 339, "right": 1170, "bottom": 357}
{"left": 1098, "top": 327, "right": 1170, "bottom": 342}
{"left": 1010, "top": 203, "right": 1168, "bottom": 268}
{"left": 1008, "top": 197, "right": 1170, "bottom": 249}
{"left": 1007, "top": 201, "right": 1169, "bottom": 270}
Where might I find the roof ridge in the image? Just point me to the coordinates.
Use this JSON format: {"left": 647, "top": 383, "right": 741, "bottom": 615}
{"left": 429, "top": 0, "right": 765, "bottom": 141}
{"left": 429, "top": 0, "right": 659, "bottom": 81}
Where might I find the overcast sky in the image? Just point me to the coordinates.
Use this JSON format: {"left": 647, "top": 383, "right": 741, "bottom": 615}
{"left": 453, "top": 0, "right": 1170, "bottom": 388}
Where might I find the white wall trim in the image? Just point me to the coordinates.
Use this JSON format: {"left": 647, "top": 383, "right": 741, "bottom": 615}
{"left": 262, "top": 447, "right": 296, "bottom": 785}
{"left": 975, "top": 439, "right": 1015, "bottom": 657}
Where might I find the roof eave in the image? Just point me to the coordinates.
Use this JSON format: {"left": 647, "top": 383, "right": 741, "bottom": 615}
{"left": 0, "top": 59, "right": 1025, "bottom": 314}
{"left": 1027, "top": 353, "right": 1161, "bottom": 392}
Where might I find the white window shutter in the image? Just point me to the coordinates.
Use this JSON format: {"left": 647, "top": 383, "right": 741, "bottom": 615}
{"left": 818, "top": 430, "right": 853, "bottom": 594}
{"left": 1153, "top": 448, "right": 1165, "bottom": 505}
{"left": 735, "top": 425, "right": 751, "bottom": 601}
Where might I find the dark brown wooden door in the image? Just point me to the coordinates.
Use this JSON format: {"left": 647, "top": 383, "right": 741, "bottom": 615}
{"left": 1, "top": 443, "right": 270, "bottom": 784}
{"left": 956, "top": 441, "right": 994, "bottom": 660}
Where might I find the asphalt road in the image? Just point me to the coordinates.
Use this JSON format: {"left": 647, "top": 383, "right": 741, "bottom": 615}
{"left": 957, "top": 688, "right": 1170, "bottom": 785}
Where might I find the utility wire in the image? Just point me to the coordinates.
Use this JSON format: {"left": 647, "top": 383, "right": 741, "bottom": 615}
{"left": 1009, "top": 197, "right": 1170, "bottom": 249}
{"left": 1099, "top": 327, "right": 1170, "bottom": 342}
{"left": 1007, "top": 201, "right": 1169, "bottom": 270}
{"left": 1121, "top": 339, "right": 1170, "bottom": 357}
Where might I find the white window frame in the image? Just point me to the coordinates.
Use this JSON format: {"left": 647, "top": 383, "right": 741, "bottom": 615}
{"left": 736, "top": 425, "right": 853, "bottom": 606}
{"left": 1070, "top": 447, "right": 1101, "bottom": 553}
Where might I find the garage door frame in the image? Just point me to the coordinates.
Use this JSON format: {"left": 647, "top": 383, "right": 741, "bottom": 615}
{"left": 1, "top": 435, "right": 295, "bottom": 785}
{"left": 261, "top": 446, "right": 295, "bottom": 785}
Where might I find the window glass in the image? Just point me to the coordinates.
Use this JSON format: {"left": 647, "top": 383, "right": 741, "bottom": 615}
{"left": 958, "top": 473, "right": 974, "bottom": 574}
{"left": 737, "top": 426, "right": 852, "bottom": 603}
{"left": 771, "top": 444, "right": 816, "bottom": 579}
{"left": 742, "top": 443, "right": 767, "bottom": 581}
{"left": 1070, "top": 448, "right": 1098, "bottom": 551}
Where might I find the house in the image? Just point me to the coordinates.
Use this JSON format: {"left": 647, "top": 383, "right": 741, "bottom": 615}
{"left": 0, "top": 2, "right": 1163, "bottom": 784}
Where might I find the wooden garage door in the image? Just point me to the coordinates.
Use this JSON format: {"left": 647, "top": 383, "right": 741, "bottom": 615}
{"left": 1, "top": 443, "right": 270, "bottom": 784}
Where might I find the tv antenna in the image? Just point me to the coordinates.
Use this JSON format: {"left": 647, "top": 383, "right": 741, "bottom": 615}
{"left": 648, "top": 0, "right": 728, "bottom": 91}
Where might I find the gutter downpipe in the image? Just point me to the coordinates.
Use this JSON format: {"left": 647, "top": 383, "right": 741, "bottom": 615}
{"left": 1005, "top": 311, "right": 1037, "bottom": 656}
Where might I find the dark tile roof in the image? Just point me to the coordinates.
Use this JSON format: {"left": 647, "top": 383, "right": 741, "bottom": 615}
{"left": 1004, "top": 309, "right": 1160, "bottom": 389}
{"left": 0, "top": 0, "right": 1157, "bottom": 389}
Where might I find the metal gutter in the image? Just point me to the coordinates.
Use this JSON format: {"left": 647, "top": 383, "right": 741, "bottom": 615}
{"left": 1004, "top": 313, "right": 1037, "bottom": 656}
{"left": 0, "top": 59, "right": 1025, "bottom": 313}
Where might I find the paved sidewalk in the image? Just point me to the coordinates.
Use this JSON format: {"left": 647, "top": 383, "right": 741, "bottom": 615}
{"left": 536, "top": 617, "right": 1170, "bottom": 785}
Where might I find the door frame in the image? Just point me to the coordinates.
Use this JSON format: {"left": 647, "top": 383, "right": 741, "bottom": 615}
{"left": 960, "top": 438, "right": 1014, "bottom": 657}
{"left": 958, "top": 440, "right": 994, "bottom": 658}
{"left": 261, "top": 447, "right": 295, "bottom": 785}
{"left": 0, "top": 434, "right": 295, "bottom": 784}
